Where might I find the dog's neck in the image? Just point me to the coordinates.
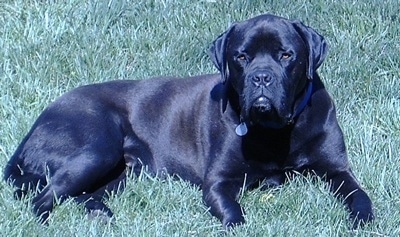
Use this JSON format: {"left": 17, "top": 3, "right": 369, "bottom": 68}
{"left": 287, "top": 79, "right": 313, "bottom": 125}
{"left": 226, "top": 83, "right": 241, "bottom": 116}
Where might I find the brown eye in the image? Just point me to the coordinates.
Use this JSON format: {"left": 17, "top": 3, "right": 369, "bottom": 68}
{"left": 237, "top": 54, "right": 247, "bottom": 61}
{"left": 281, "top": 53, "right": 292, "bottom": 60}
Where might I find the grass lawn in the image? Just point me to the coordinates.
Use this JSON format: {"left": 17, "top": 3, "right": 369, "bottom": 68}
{"left": 0, "top": 0, "right": 399, "bottom": 236}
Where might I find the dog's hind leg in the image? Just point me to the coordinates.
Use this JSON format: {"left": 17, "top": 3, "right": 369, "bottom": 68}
{"left": 74, "top": 165, "right": 128, "bottom": 223}
{"left": 31, "top": 154, "right": 127, "bottom": 223}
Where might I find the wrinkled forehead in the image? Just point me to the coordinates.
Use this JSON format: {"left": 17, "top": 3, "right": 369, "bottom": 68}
{"left": 228, "top": 16, "right": 304, "bottom": 53}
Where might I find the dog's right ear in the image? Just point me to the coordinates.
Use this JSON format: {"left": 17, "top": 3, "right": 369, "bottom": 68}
{"left": 209, "top": 24, "right": 236, "bottom": 84}
{"left": 292, "top": 21, "right": 328, "bottom": 81}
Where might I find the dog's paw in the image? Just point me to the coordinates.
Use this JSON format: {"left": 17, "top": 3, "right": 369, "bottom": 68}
{"left": 13, "top": 189, "right": 26, "bottom": 200}
{"left": 347, "top": 190, "right": 374, "bottom": 229}
{"left": 223, "top": 215, "right": 245, "bottom": 230}
{"left": 84, "top": 200, "right": 114, "bottom": 224}
{"left": 37, "top": 211, "right": 51, "bottom": 225}
{"left": 350, "top": 210, "right": 374, "bottom": 229}
{"left": 87, "top": 209, "right": 114, "bottom": 224}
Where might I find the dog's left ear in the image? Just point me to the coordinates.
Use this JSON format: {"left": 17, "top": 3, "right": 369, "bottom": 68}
{"left": 292, "top": 21, "right": 328, "bottom": 80}
{"left": 209, "top": 24, "right": 237, "bottom": 84}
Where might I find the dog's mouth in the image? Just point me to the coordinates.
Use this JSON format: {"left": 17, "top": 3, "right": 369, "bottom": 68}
{"left": 246, "top": 96, "right": 289, "bottom": 129}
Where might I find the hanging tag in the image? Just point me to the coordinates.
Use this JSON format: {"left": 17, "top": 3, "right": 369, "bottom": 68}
{"left": 235, "top": 122, "right": 248, "bottom": 136}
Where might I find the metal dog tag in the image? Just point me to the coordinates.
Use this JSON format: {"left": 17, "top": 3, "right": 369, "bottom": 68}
{"left": 235, "top": 122, "right": 248, "bottom": 136}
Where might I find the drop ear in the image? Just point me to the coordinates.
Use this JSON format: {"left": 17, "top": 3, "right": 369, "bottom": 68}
{"left": 292, "top": 21, "right": 328, "bottom": 80}
{"left": 209, "top": 24, "right": 236, "bottom": 84}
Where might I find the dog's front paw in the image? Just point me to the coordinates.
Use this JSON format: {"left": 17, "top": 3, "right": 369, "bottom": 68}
{"left": 223, "top": 215, "right": 245, "bottom": 229}
{"left": 347, "top": 189, "right": 374, "bottom": 229}
{"left": 349, "top": 199, "right": 374, "bottom": 229}
{"left": 350, "top": 210, "right": 374, "bottom": 229}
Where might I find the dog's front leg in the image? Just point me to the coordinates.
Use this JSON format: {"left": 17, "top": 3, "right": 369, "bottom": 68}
{"left": 323, "top": 169, "right": 374, "bottom": 228}
{"left": 202, "top": 179, "right": 244, "bottom": 228}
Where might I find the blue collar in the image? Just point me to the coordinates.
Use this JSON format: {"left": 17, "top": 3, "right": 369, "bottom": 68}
{"left": 287, "top": 80, "right": 313, "bottom": 125}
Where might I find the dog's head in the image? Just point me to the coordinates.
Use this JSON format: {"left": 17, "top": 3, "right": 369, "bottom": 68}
{"left": 210, "top": 14, "right": 328, "bottom": 129}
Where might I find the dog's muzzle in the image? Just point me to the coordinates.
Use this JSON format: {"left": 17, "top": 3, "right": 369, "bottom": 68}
{"left": 235, "top": 79, "right": 313, "bottom": 136}
{"left": 250, "top": 96, "right": 286, "bottom": 129}
{"left": 253, "top": 96, "right": 271, "bottom": 113}
{"left": 236, "top": 95, "right": 283, "bottom": 136}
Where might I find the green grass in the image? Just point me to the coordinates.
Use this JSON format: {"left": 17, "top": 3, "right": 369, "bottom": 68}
{"left": 1, "top": 0, "right": 399, "bottom": 236}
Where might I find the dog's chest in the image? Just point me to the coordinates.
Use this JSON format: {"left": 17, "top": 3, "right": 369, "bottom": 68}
{"left": 241, "top": 128, "right": 293, "bottom": 170}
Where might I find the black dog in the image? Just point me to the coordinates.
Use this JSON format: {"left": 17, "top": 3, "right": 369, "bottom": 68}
{"left": 4, "top": 14, "right": 373, "bottom": 228}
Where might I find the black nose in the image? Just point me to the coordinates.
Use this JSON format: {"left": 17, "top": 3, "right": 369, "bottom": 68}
{"left": 252, "top": 72, "right": 273, "bottom": 86}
